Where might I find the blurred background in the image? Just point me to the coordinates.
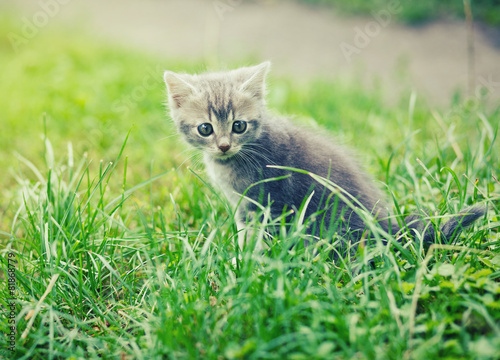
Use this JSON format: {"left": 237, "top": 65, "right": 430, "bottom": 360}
{"left": 3, "top": 0, "right": 500, "bottom": 104}
{"left": 1, "top": 0, "right": 499, "bottom": 222}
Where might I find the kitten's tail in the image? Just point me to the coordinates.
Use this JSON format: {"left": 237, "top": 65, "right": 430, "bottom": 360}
{"left": 402, "top": 205, "right": 486, "bottom": 244}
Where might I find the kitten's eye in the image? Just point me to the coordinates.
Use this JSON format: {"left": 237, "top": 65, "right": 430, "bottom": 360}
{"left": 232, "top": 121, "right": 247, "bottom": 134}
{"left": 198, "top": 123, "right": 213, "bottom": 136}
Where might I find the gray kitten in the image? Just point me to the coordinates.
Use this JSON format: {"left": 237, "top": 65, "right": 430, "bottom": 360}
{"left": 163, "top": 62, "right": 485, "bottom": 254}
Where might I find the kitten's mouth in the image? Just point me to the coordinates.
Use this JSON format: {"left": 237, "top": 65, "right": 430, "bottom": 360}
{"left": 212, "top": 150, "right": 238, "bottom": 160}
{"left": 216, "top": 153, "right": 233, "bottom": 159}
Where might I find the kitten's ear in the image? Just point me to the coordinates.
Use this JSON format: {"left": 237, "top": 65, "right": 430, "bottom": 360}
{"left": 163, "top": 71, "right": 197, "bottom": 109}
{"left": 239, "top": 61, "right": 270, "bottom": 99}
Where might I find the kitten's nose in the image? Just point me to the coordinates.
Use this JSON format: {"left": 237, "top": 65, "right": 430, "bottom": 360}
{"left": 219, "top": 143, "right": 231, "bottom": 153}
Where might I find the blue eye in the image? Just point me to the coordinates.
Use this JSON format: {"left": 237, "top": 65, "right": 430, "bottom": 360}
{"left": 198, "top": 123, "right": 213, "bottom": 136}
{"left": 232, "top": 121, "right": 247, "bottom": 134}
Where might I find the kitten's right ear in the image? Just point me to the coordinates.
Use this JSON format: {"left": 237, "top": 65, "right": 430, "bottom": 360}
{"left": 163, "top": 71, "right": 196, "bottom": 109}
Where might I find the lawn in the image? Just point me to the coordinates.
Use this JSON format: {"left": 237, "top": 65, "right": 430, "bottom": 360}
{"left": 0, "top": 14, "right": 499, "bottom": 360}
{"left": 297, "top": 0, "right": 500, "bottom": 26}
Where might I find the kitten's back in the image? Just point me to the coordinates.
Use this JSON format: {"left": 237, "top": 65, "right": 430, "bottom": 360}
{"left": 239, "top": 116, "right": 393, "bottom": 240}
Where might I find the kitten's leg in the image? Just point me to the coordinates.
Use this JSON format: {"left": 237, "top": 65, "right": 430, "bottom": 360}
{"left": 232, "top": 208, "right": 266, "bottom": 266}
{"left": 236, "top": 220, "right": 266, "bottom": 253}
{"left": 231, "top": 209, "right": 247, "bottom": 267}
{"left": 236, "top": 219, "right": 248, "bottom": 251}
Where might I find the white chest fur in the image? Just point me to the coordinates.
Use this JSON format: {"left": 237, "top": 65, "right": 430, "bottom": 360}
{"left": 204, "top": 154, "right": 244, "bottom": 208}
{"left": 204, "top": 154, "right": 263, "bottom": 252}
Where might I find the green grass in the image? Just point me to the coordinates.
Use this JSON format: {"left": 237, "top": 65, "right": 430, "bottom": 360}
{"left": 1, "top": 15, "right": 499, "bottom": 360}
{"left": 295, "top": 0, "right": 500, "bottom": 26}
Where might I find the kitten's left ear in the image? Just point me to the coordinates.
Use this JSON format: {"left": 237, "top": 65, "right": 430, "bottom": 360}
{"left": 239, "top": 61, "right": 270, "bottom": 99}
{"left": 163, "top": 71, "right": 197, "bottom": 109}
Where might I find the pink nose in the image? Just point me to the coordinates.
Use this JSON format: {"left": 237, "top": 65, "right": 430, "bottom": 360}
{"left": 219, "top": 144, "right": 231, "bottom": 153}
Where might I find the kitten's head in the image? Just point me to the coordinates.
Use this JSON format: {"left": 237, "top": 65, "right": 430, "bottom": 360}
{"left": 164, "top": 62, "right": 270, "bottom": 160}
